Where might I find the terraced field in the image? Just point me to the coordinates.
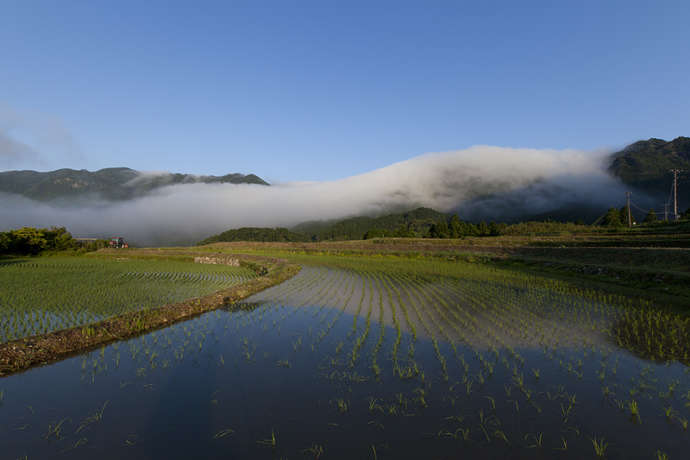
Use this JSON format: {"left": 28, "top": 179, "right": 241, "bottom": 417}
{"left": 1, "top": 254, "right": 688, "bottom": 459}
{"left": 0, "top": 257, "right": 257, "bottom": 342}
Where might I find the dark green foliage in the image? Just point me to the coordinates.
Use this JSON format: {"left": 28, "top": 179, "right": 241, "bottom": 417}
{"left": 499, "top": 221, "right": 592, "bottom": 235}
{"left": 297, "top": 207, "right": 605, "bottom": 241}
{"left": 0, "top": 227, "right": 106, "bottom": 255}
{"left": 602, "top": 208, "right": 622, "bottom": 227}
{"left": 643, "top": 209, "right": 658, "bottom": 223}
{"left": 294, "top": 207, "right": 448, "bottom": 241}
{"left": 619, "top": 206, "right": 630, "bottom": 226}
{"left": 0, "top": 168, "right": 269, "bottom": 202}
{"left": 199, "top": 227, "right": 309, "bottom": 244}
{"left": 477, "top": 221, "right": 490, "bottom": 236}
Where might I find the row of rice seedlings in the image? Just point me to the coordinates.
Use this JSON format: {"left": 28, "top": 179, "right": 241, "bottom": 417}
{"left": 243, "top": 267, "right": 336, "bottom": 336}
{"left": 396, "top": 273, "right": 457, "bottom": 382}
{"left": 349, "top": 271, "right": 369, "bottom": 338}
{"left": 257, "top": 267, "right": 334, "bottom": 331}
{"left": 350, "top": 272, "right": 376, "bottom": 368}
{"left": 369, "top": 271, "right": 387, "bottom": 380}
{"left": 314, "top": 270, "right": 358, "bottom": 350}
{"left": 379, "top": 274, "right": 403, "bottom": 374}
{"left": 402, "top": 273, "right": 478, "bottom": 380}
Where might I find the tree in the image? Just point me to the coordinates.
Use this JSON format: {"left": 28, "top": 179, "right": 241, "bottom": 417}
{"left": 436, "top": 219, "right": 450, "bottom": 238}
{"left": 488, "top": 222, "right": 501, "bottom": 236}
{"left": 683, "top": 208, "right": 690, "bottom": 219}
{"left": 464, "top": 222, "right": 479, "bottom": 236}
{"left": 363, "top": 228, "right": 386, "bottom": 239}
{"left": 0, "top": 232, "right": 9, "bottom": 253}
{"left": 477, "top": 221, "right": 490, "bottom": 236}
{"left": 619, "top": 206, "right": 632, "bottom": 226}
{"left": 429, "top": 219, "right": 450, "bottom": 238}
{"left": 9, "top": 227, "right": 48, "bottom": 254}
{"left": 643, "top": 209, "right": 658, "bottom": 224}
{"left": 449, "top": 215, "right": 461, "bottom": 238}
{"left": 602, "top": 208, "right": 622, "bottom": 227}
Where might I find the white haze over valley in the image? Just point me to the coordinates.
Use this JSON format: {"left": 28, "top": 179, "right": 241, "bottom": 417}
{"left": 0, "top": 146, "right": 628, "bottom": 245}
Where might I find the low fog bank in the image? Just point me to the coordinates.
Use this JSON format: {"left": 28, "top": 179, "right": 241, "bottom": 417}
{"left": 0, "top": 146, "right": 629, "bottom": 245}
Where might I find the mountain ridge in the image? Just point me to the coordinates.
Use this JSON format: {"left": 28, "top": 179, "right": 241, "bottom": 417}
{"left": 0, "top": 167, "right": 269, "bottom": 201}
{"left": 608, "top": 136, "right": 689, "bottom": 207}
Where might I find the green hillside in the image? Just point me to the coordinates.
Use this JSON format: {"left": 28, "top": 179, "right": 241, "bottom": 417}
{"left": 198, "top": 227, "right": 309, "bottom": 245}
{"left": 292, "top": 207, "right": 449, "bottom": 241}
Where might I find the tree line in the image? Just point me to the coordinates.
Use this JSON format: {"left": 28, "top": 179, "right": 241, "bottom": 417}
{"left": 0, "top": 227, "right": 108, "bottom": 256}
{"left": 601, "top": 206, "right": 690, "bottom": 227}
{"left": 362, "top": 217, "right": 589, "bottom": 239}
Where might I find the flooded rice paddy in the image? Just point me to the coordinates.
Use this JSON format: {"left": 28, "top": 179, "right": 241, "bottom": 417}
{"left": 1, "top": 262, "right": 689, "bottom": 459}
{"left": 0, "top": 257, "right": 257, "bottom": 342}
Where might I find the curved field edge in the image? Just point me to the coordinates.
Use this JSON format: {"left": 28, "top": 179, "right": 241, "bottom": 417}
{"left": 0, "top": 253, "right": 301, "bottom": 377}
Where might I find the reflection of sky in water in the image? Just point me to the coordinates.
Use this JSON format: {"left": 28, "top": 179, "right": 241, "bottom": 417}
{"left": 1, "top": 267, "right": 688, "bottom": 459}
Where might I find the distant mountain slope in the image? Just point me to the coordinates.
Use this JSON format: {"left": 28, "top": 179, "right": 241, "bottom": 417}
{"left": 292, "top": 207, "right": 449, "bottom": 241}
{"left": 199, "top": 227, "right": 309, "bottom": 245}
{"left": 0, "top": 167, "right": 269, "bottom": 201}
{"left": 609, "top": 137, "right": 689, "bottom": 207}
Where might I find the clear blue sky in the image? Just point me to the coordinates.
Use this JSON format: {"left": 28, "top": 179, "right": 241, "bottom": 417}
{"left": 1, "top": 0, "right": 688, "bottom": 181}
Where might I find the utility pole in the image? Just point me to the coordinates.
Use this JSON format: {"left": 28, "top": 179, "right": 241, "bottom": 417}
{"left": 670, "top": 169, "right": 682, "bottom": 220}
{"left": 626, "top": 191, "right": 632, "bottom": 227}
{"left": 664, "top": 203, "right": 669, "bottom": 221}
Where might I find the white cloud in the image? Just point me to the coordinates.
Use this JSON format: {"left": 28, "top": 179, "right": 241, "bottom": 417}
{"left": 0, "top": 145, "right": 625, "bottom": 244}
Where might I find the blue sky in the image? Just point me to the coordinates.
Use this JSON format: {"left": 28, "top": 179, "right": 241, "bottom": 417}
{"left": 1, "top": 0, "right": 688, "bottom": 181}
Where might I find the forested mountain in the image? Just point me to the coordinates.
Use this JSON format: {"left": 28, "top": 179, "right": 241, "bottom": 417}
{"left": 0, "top": 167, "right": 269, "bottom": 201}
{"left": 198, "top": 227, "right": 309, "bottom": 245}
{"left": 609, "top": 136, "right": 689, "bottom": 208}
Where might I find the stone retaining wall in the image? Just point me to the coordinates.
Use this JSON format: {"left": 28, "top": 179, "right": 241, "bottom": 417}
{"left": 193, "top": 256, "right": 240, "bottom": 266}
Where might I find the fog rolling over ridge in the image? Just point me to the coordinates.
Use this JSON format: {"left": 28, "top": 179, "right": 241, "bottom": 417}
{"left": 0, "top": 146, "right": 628, "bottom": 245}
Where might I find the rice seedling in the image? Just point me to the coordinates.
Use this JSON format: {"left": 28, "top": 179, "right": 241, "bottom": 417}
{"left": 555, "top": 437, "right": 568, "bottom": 451}
{"left": 663, "top": 406, "right": 674, "bottom": 420}
{"left": 591, "top": 436, "right": 609, "bottom": 457}
{"left": 44, "top": 417, "right": 71, "bottom": 441}
{"left": 526, "top": 432, "right": 544, "bottom": 448}
{"left": 213, "top": 428, "right": 235, "bottom": 439}
{"left": 75, "top": 401, "right": 109, "bottom": 433}
{"left": 302, "top": 444, "right": 325, "bottom": 459}
{"left": 334, "top": 398, "right": 349, "bottom": 413}
{"left": 257, "top": 428, "right": 277, "bottom": 448}
{"left": 368, "top": 397, "right": 384, "bottom": 414}
{"left": 628, "top": 399, "right": 642, "bottom": 423}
